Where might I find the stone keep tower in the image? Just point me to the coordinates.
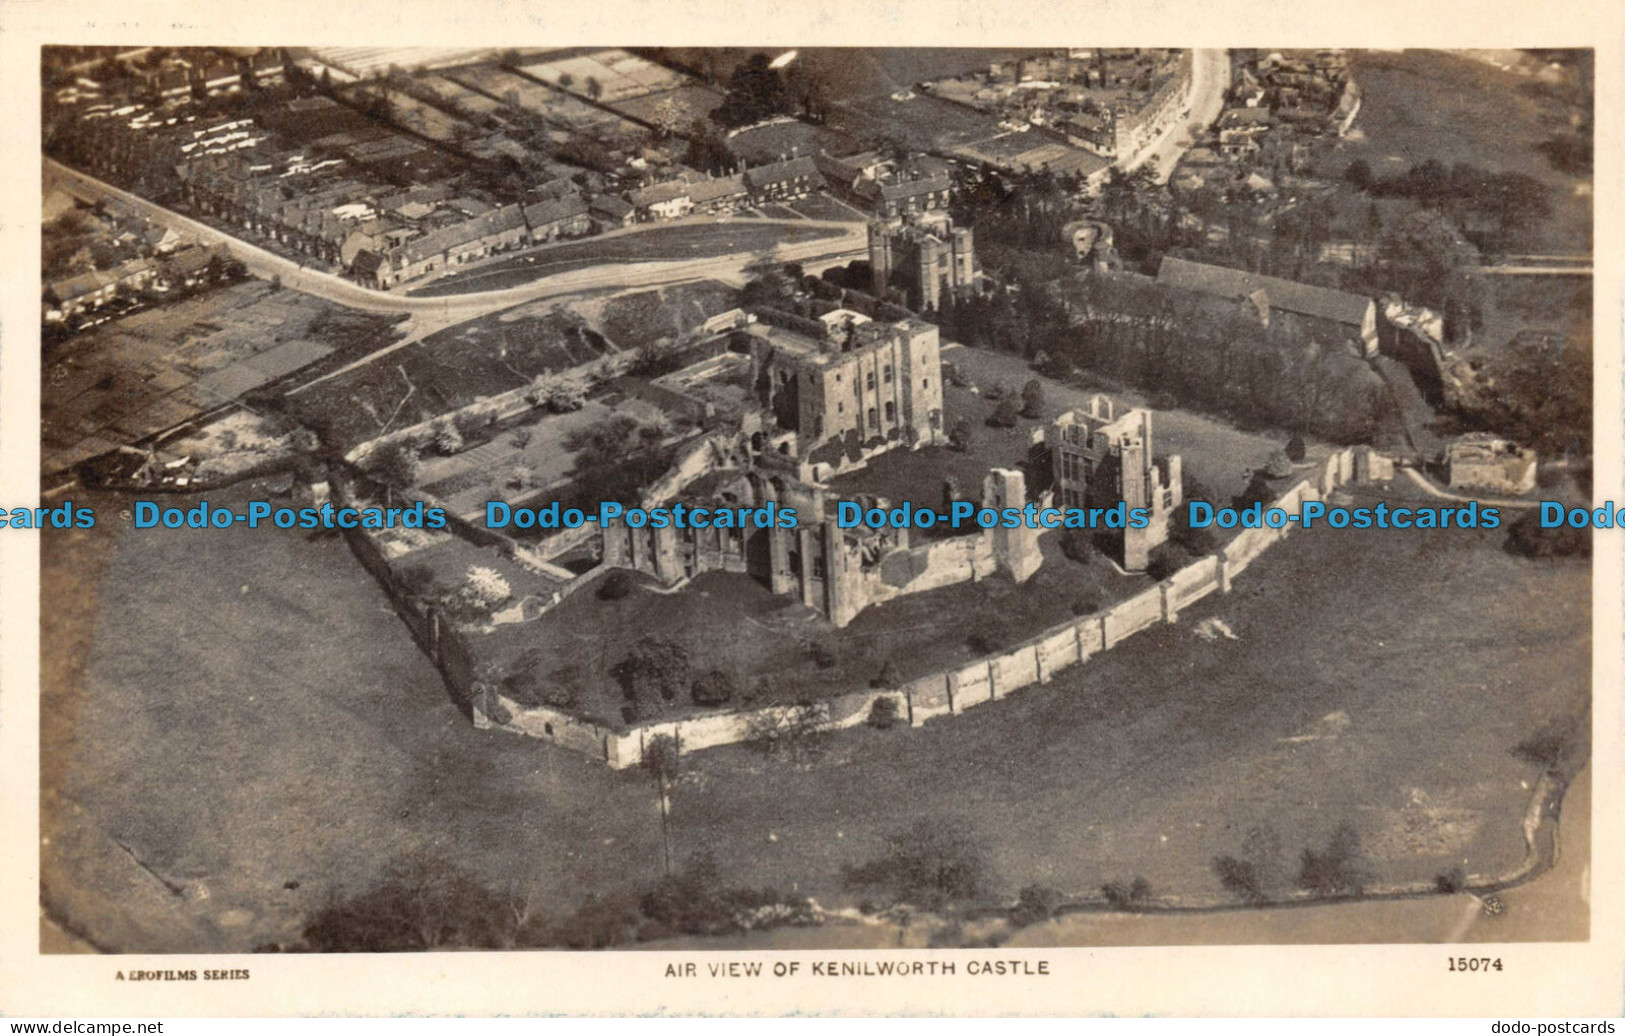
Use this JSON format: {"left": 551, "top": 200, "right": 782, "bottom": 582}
{"left": 983, "top": 468, "right": 1041, "bottom": 583}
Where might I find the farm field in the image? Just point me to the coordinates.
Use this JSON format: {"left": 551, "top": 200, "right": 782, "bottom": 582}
{"left": 40, "top": 281, "right": 403, "bottom": 475}
{"left": 41, "top": 472, "right": 1588, "bottom": 950}
{"left": 609, "top": 85, "right": 725, "bottom": 126}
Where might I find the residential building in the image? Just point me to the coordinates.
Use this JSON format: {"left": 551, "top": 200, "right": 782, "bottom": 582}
{"left": 1045, "top": 395, "right": 1182, "bottom": 571}
{"left": 686, "top": 174, "right": 749, "bottom": 214}
{"left": 522, "top": 195, "right": 592, "bottom": 242}
{"left": 744, "top": 155, "right": 822, "bottom": 203}
{"left": 629, "top": 179, "right": 694, "bottom": 221}
{"left": 588, "top": 193, "right": 635, "bottom": 230}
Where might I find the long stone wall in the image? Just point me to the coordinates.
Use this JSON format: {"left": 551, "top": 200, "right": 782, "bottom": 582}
{"left": 473, "top": 448, "right": 1375, "bottom": 768}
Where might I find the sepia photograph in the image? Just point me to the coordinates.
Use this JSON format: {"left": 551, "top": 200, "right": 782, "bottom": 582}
{"left": 2, "top": 0, "right": 1618, "bottom": 1018}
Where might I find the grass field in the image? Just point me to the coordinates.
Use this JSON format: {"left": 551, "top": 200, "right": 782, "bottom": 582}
{"left": 405, "top": 221, "right": 848, "bottom": 298}
{"left": 42, "top": 473, "right": 1587, "bottom": 951}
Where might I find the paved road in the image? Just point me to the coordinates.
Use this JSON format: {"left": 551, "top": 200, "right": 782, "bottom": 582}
{"left": 1121, "top": 48, "right": 1232, "bottom": 184}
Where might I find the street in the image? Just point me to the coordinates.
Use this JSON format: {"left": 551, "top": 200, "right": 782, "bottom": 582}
{"left": 1121, "top": 48, "right": 1232, "bottom": 184}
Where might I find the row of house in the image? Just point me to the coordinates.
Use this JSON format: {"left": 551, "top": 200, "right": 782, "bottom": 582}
{"left": 626, "top": 155, "right": 823, "bottom": 221}
{"left": 43, "top": 244, "right": 229, "bottom": 322}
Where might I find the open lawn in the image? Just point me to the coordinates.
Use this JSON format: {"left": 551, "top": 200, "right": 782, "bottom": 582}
{"left": 43, "top": 474, "right": 1587, "bottom": 951}
{"left": 829, "top": 93, "right": 1004, "bottom": 154}
{"left": 935, "top": 344, "right": 1290, "bottom": 507}
{"left": 405, "top": 221, "right": 847, "bottom": 298}
{"left": 481, "top": 528, "right": 1142, "bottom": 726}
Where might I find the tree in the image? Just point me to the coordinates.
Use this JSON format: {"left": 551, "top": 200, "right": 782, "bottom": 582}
{"left": 714, "top": 52, "right": 790, "bottom": 128}
{"left": 585, "top": 75, "right": 603, "bottom": 101}
{"left": 1298, "top": 823, "right": 1367, "bottom": 895}
{"left": 301, "top": 853, "right": 508, "bottom": 951}
{"left": 619, "top": 636, "right": 690, "bottom": 705}
{"left": 842, "top": 818, "right": 992, "bottom": 910}
{"left": 367, "top": 440, "right": 420, "bottom": 489}
{"left": 868, "top": 696, "right": 900, "bottom": 729}
{"left": 690, "top": 669, "right": 736, "bottom": 706}
{"left": 432, "top": 418, "right": 464, "bottom": 455}
{"left": 1020, "top": 377, "right": 1045, "bottom": 418}
{"left": 1285, "top": 433, "right": 1307, "bottom": 462}
{"left": 460, "top": 566, "right": 512, "bottom": 614}
{"left": 986, "top": 396, "right": 1021, "bottom": 428}
{"left": 1212, "top": 823, "right": 1284, "bottom": 902}
{"left": 1009, "top": 884, "right": 1064, "bottom": 927}
{"left": 1343, "top": 158, "right": 1373, "bottom": 190}
{"left": 642, "top": 733, "right": 681, "bottom": 876}
{"left": 1263, "top": 449, "right": 1295, "bottom": 478}
{"left": 597, "top": 571, "right": 635, "bottom": 600}
{"left": 746, "top": 701, "right": 827, "bottom": 763}
{"left": 1145, "top": 542, "right": 1194, "bottom": 581}
{"left": 650, "top": 96, "right": 691, "bottom": 139}
{"left": 871, "top": 658, "right": 901, "bottom": 689}
{"left": 948, "top": 419, "right": 974, "bottom": 452}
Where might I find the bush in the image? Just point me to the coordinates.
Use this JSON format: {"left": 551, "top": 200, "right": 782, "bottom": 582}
{"left": 1145, "top": 542, "right": 1194, "bottom": 581}
{"left": 1212, "top": 855, "right": 1265, "bottom": 902}
{"left": 430, "top": 419, "right": 465, "bottom": 456}
{"left": 1263, "top": 449, "right": 1295, "bottom": 479}
{"left": 453, "top": 410, "right": 486, "bottom": 441}
{"left": 1512, "top": 711, "right": 1589, "bottom": 775}
{"left": 949, "top": 419, "right": 973, "bottom": 453}
{"left": 1009, "top": 884, "right": 1064, "bottom": 927}
{"left": 1285, "top": 434, "right": 1307, "bottom": 462}
{"left": 597, "top": 571, "right": 635, "bottom": 600}
{"left": 1434, "top": 866, "right": 1467, "bottom": 894}
{"left": 965, "top": 614, "right": 1013, "bottom": 655}
{"left": 690, "top": 669, "right": 736, "bottom": 706}
{"left": 808, "top": 638, "right": 838, "bottom": 669}
{"left": 504, "top": 662, "right": 581, "bottom": 710}
{"left": 1504, "top": 508, "right": 1591, "bottom": 559}
{"left": 1297, "top": 824, "right": 1366, "bottom": 896}
{"left": 842, "top": 819, "right": 992, "bottom": 910}
{"left": 868, "top": 696, "right": 900, "bottom": 729}
{"left": 1060, "top": 526, "right": 1094, "bottom": 563}
{"left": 986, "top": 396, "right": 1021, "bottom": 428}
{"left": 1101, "top": 877, "right": 1152, "bottom": 908}
{"left": 1070, "top": 591, "right": 1104, "bottom": 616}
{"left": 366, "top": 440, "right": 420, "bottom": 489}
{"left": 1148, "top": 391, "right": 1179, "bottom": 412}
{"left": 1169, "top": 504, "right": 1216, "bottom": 556}
{"left": 547, "top": 384, "right": 585, "bottom": 413}
{"left": 511, "top": 428, "right": 533, "bottom": 449}
{"left": 871, "top": 659, "right": 901, "bottom": 689}
{"left": 1020, "top": 378, "right": 1044, "bottom": 418}
{"left": 618, "top": 636, "right": 690, "bottom": 704}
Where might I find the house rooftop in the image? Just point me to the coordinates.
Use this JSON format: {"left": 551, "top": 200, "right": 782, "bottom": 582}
{"left": 1156, "top": 256, "right": 1372, "bottom": 328}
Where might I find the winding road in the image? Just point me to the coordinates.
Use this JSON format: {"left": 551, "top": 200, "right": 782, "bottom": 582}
{"left": 46, "top": 158, "right": 868, "bottom": 383}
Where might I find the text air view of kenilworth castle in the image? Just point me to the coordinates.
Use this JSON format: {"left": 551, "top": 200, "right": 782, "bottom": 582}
{"left": 38, "top": 44, "right": 1591, "bottom": 953}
